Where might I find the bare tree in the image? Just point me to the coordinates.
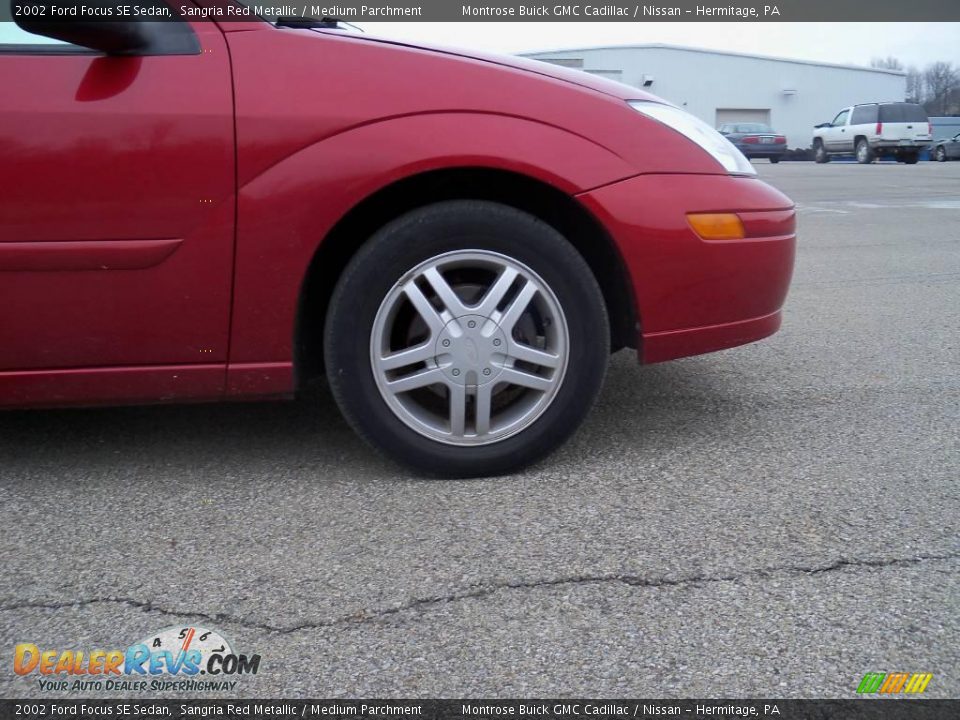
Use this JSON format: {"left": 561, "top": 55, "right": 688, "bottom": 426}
{"left": 871, "top": 56, "right": 905, "bottom": 71}
{"left": 923, "top": 62, "right": 959, "bottom": 115}
{"left": 904, "top": 67, "right": 925, "bottom": 104}
{"left": 946, "top": 86, "right": 960, "bottom": 116}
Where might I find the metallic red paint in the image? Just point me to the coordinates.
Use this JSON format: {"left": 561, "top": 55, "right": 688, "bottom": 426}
{"left": 578, "top": 173, "right": 796, "bottom": 363}
{"left": 0, "top": 13, "right": 795, "bottom": 410}
{"left": 0, "top": 21, "right": 235, "bottom": 378}
{"left": 0, "top": 239, "right": 182, "bottom": 272}
{"left": 0, "top": 365, "right": 225, "bottom": 409}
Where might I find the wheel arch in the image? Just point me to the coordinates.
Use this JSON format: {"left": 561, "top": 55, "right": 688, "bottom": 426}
{"left": 294, "top": 167, "right": 638, "bottom": 388}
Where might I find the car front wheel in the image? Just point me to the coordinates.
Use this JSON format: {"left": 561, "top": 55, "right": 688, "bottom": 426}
{"left": 324, "top": 200, "right": 610, "bottom": 477}
{"left": 814, "top": 141, "right": 830, "bottom": 163}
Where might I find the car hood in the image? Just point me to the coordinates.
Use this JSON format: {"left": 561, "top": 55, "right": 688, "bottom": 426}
{"left": 316, "top": 30, "right": 658, "bottom": 102}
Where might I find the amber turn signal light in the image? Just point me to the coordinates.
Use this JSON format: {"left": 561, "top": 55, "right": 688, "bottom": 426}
{"left": 687, "top": 213, "right": 745, "bottom": 241}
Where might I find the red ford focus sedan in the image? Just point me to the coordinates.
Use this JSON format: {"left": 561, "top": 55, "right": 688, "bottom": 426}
{"left": 2, "top": 3, "right": 796, "bottom": 476}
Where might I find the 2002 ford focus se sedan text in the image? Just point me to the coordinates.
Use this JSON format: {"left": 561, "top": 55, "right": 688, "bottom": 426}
{"left": 1, "top": 2, "right": 796, "bottom": 477}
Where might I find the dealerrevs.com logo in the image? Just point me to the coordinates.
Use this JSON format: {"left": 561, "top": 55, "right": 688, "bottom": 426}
{"left": 14, "top": 626, "right": 261, "bottom": 693}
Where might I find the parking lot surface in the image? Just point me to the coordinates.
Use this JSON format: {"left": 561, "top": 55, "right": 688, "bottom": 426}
{"left": 1, "top": 163, "right": 958, "bottom": 698}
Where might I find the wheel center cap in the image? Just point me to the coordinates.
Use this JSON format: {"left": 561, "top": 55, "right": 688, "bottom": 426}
{"left": 436, "top": 314, "right": 507, "bottom": 386}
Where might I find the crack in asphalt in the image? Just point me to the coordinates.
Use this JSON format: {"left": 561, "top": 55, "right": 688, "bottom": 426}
{"left": 2, "top": 552, "right": 957, "bottom": 635}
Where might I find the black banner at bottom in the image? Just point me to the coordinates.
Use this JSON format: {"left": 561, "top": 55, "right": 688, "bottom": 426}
{"left": 0, "top": 700, "right": 956, "bottom": 720}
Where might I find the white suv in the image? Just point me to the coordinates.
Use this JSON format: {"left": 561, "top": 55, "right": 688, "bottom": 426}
{"left": 812, "top": 103, "right": 932, "bottom": 164}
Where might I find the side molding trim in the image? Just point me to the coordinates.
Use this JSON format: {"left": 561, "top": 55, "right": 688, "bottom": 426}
{"left": 0, "top": 238, "right": 183, "bottom": 272}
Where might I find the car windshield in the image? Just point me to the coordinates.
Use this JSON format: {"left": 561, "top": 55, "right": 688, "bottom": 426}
{"left": 733, "top": 124, "right": 774, "bottom": 133}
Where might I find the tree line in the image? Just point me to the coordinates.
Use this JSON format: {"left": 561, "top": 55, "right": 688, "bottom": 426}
{"left": 870, "top": 56, "right": 959, "bottom": 116}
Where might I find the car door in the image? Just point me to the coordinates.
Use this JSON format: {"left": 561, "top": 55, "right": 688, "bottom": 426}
{"left": 826, "top": 108, "right": 852, "bottom": 152}
{"left": 950, "top": 134, "right": 960, "bottom": 159}
{"left": 0, "top": 10, "right": 235, "bottom": 383}
{"left": 849, "top": 104, "right": 877, "bottom": 144}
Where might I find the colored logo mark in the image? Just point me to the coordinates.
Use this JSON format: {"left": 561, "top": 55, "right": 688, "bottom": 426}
{"left": 857, "top": 672, "right": 933, "bottom": 694}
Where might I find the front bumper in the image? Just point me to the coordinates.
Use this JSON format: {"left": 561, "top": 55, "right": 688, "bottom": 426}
{"left": 577, "top": 173, "right": 796, "bottom": 363}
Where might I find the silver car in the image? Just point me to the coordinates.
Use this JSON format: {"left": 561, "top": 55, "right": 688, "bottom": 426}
{"left": 932, "top": 133, "right": 960, "bottom": 162}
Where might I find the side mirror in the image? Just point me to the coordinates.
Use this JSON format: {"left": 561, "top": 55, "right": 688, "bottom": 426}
{"left": 14, "top": 0, "right": 149, "bottom": 54}
{"left": 12, "top": 1, "right": 194, "bottom": 55}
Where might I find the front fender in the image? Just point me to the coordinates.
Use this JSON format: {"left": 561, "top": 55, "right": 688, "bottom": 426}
{"left": 228, "top": 112, "right": 637, "bottom": 377}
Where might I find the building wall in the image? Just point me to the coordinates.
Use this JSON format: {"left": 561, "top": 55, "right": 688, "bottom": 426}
{"left": 930, "top": 116, "right": 960, "bottom": 141}
{"left": 523, "top": 46, "right": 907, "bottom": 150}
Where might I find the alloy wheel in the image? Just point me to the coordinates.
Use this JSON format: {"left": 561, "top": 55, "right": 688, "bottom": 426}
{"left": 370, "top": 250, "right": 569, "bottom": 446}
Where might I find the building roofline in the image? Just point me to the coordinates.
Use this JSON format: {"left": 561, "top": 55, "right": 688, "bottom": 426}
{"left": 518, "top": 43, "right": 907, "bottom": 76}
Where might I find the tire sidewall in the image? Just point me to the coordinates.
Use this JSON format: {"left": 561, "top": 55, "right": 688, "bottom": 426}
{"left": 324, "top": 201, "right": 610, "bottom": 477}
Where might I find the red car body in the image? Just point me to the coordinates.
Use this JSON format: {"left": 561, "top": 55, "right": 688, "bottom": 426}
{"left": 0, "top": 7, "right": 795, "bottom": 410}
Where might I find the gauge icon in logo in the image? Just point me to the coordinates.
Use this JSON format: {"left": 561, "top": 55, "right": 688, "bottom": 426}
{"left": 136, "top": 626, "right": 232, "bottom": 674}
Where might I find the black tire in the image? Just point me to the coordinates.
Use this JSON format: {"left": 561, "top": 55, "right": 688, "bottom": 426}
{"left": 856, "top": 138, "right": 875, "bottom": 164}
{"left": 903, "top": 152, "right": 919, "bottom": 165}
{"left": 814, "top": 141, "right": 830, "bottom": 164}
{"left": 935, "top": 146, "right": 947, "bottom": 162}
{"left": 769, "top": 156, "right": 781, "bottom": 164}
{"left": 324, "top": 200, "right": 610, "bottom": 478}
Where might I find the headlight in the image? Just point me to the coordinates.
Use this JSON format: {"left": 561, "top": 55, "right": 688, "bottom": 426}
{"left": 628, "top": 100, "right": 756, "bottom": 176}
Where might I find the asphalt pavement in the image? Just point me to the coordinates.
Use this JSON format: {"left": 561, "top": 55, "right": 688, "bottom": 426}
{"left": 1, "top": 162, "right": 958, "bottom": 698}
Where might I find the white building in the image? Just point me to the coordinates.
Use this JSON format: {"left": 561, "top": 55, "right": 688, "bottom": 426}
{"left": 521, "top": 44, "right": 907, "bottom": 150}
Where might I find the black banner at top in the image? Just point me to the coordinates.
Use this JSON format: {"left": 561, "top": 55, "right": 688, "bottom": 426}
{"left": 3, "top": 0, "right": 960, "bottom": 23}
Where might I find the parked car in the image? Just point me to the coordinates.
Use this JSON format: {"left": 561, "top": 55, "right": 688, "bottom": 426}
{"left": 932, "top": 133, "right": 960, "bottom": 162}
{"left": 2, "top": 3, "right": 796, "bottom": 477}
{"left": 718, "top": 123, "right": 788, "bottom": 163}
{"left": 812, "top": 102, "right": 932, "bottom": 164}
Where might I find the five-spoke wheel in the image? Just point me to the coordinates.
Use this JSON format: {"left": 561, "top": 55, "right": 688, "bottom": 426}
{"left": 371, "top": 250, "right": 568, "bottom": 445}
{"left": 324, "top": 201, "right": 609, "bottom": 477}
